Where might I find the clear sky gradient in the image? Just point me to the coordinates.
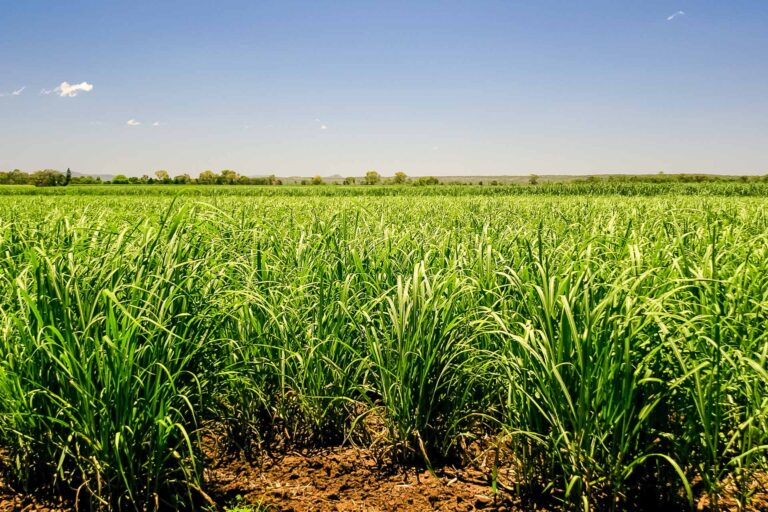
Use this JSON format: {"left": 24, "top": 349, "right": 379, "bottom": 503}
{"left": 1, "top": 0, "right": 766, "bottom": 177}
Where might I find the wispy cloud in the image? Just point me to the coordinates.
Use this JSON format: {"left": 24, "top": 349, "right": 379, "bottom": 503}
{"left": 152, "top": 121, "right": 163, "bottom": 127}
{"left": 126, "top": 119, "right": 141, "bottom": 126}
{"left": 667, "top": 10, "right": 685, "bottom": 21}
{"left": 42, "top": 81, "right": 94, "bottom": 97}
{"left": 320, "top": 124, "right": 328, "bottom": 130}
{"left": 314, "top": 118, "right": 329, "bottom": 131}
{"left": 1, "top": 86, "right": 26, "bottom": 97}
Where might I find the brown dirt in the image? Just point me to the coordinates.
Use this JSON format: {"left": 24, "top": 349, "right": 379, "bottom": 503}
{"left": 692, "top": 473, "right": 768, "bottom": 512}
{"left": 0, "top": 480, "right": 68, "bottom": 512}
{"left": 0, "top": 444, "right": 528, "bottom": 512}
{"left": 3, "top": 443, "right": 768, "bottom": 511}
{"left": 205, "top": 446, "right": 528, "bottom": 512}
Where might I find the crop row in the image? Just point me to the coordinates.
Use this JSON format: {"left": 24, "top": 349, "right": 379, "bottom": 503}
{"left": 0, "top": 195, "right": 766, "bottom": 510}
{"left": 3, "top": 181, "right": 768, "bottom": 197}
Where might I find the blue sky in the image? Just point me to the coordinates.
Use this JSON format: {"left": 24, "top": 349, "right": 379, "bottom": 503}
{"left": 1, "top": 0, "right": 766, "bottom": 176}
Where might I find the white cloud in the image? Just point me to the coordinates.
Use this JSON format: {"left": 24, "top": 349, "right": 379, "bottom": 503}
{"left": 152, "top": 121, "right": 163, "bottom": 126}
{"left": 1, "top": 86, "right": 25, "bottom": 97}
{"left": 667, "top": 10, "right": 685, "bottom": 21}
{"left": 126, "top": 119, "right": 141, "bottom": 126}
{"left": 320, "top": 124, "right": 328, "bottom": 130}
{"left": 44, "top": 81, "right": 94, "bottom": 97}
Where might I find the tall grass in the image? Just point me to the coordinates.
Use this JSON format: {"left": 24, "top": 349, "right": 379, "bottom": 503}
{"left": 0, "top": 206, "right": 224, "bottom": 508}
{"left": 3, "top": 181, "right": 768, "bottom": 197}
{"left": 0, "top": 192, "right": 767, "bottom": 510}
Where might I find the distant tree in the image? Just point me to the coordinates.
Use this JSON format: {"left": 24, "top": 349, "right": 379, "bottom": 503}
{"left": 343, "top": 177, "right": 356, "bottom": 185}
{"left": 65, "top": 168, "right": 72, "bottom": 186}
{"left": 363, "top": 171, "right": 381, "bottom": 185}
{"left": 311, "top": 175, "right": 325, "bottom": 185}
{"left": 198, "top": 170, "right": 218, "bottom": 184}
{"left": 112, "top": 174, "right": 130, "bottom": 184}
{"left": 392, "top": 171, "right": 408, "bottom": 184}
{"left": 413, "top": 176, "right": 439, "bottom": 186}
{"left": 155, "top": 170, "right": 171, "bottom": 183}
{"left": 70, "top": 175, "right": 101, "bottom": 185}
{"left": 174, "top": 173, "right": 192, "bottom": 184}
{"left": 300, "top": 179, "right": 308, "bottom": 185}
{"left": 9, "top": 169, "right": 28, "bottom": 184}
{"left": 221, "top": 169, "right": 239, "bottom": 184}
{"left": 30, "top": 169, "right": 65, "bottom": 187}
{"left": 528, "top": 174, "right": 540, "bottom": 185}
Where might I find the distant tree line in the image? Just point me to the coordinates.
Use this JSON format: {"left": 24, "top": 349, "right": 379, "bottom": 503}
{"left": 572, "top": 173, "right": 768, "bottom": 184}
{"left": 0, "top": 169, "right": 285, "bottom": 187}
{"left": 305, "top": 171, "right": 440, "bottom": 186}
{"left": 109, "top": 170, "right": 283, "bottom": 185}
{"left": 3, "top": 168, "right": 765, "bottom": 187}
{"left": 0, "top": 169, "right": 445, "bottom": 187}
{"left": 0, "top": 168, "right": 74, "bottom": 187}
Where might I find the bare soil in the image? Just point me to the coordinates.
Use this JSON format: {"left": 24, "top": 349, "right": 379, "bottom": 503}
{"left": 206, "top": 446, "right": 528, "bottom": 512}
{"left": 3, "top": 444, "right": 768, "bottom": 511}
{"left": 0, "top": 444, "right": 527, "bottom": 512}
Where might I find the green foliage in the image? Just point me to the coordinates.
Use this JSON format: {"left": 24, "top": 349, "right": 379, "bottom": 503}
{"left": 224, "top": 495, "right": 269, "bottom": 512}
{"left": 412, "top": 176, "right": 439, "bottom": 186}
{"left": 30, "top": 169, "right": 67, "bottom": 187}
{"left": 0, "top": 206, "right": 224, "bottom": 508}
{"left": 0, "top": 169, "right": 29, "bottom": 185}
{"left": 0, "top": 190, "right": 767, "bottom": 510}
{"left": 363, "top": 170, "right": 381, "bottom": 185}
{"left": 155, "top": 169, "right": 171, "bottom": 183}
{"left": 174, "top": 173, "right": 192, "bottom": 184}
{"left": 392, "top": 171, "right": 408, "bottom": 184}
{"left": 198, "top": 170, "right": 218, "bottom": 184}
{"left": 221, "top": 169, "right": 239, "bottom": 184}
